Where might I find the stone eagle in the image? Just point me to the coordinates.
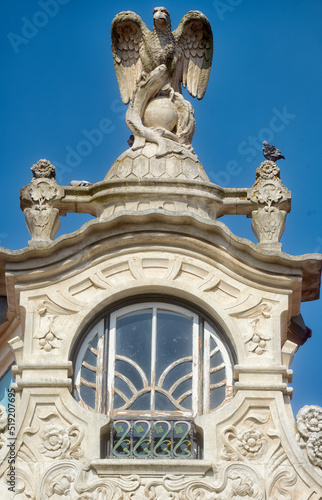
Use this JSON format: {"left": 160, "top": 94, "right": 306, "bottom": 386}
{"left": 111, "top": 7, "right": 213, "bottom": 104}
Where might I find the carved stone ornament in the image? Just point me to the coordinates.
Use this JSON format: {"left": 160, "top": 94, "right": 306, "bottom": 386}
{"left": 297, "top": 405, "right": 322, "bottom": 469}
{"left": 18, "top": 460, "right": 266, "bottom": 499}
{"left": 220, "top": 410, "right": 299, "bottom": 497}
{"left": 0, "top": 404, "right": 7, "bottom": 451}
{"left": 31, "top": 158, "right": 56, "bottom": 179}
{"left": 248, "top": 161, "right": 290, "bottom": 206}
{"left": 20, "top": 159, "right": 64, "bottom": 243}
{"left": 243, "top": 318, "right": 271, "bottom": 356}
{"left": 34, "top": 315, "right": 63, "bottom": 352}
{"left": 20, "top": 406, "right": 84, "bottom": 463}
{"left": 108, "top": 7, "right": 213, "bottom": 177}
{"left": 247, "top": 161, "right": 290, "bottom": 250}
{"left": 0, "top": 404, "right": 7, "bottom": 431}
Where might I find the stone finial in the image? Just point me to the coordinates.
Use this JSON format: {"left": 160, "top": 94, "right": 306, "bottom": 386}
{"left": 20, "top": 160, "right": 63, "bottom": 245}
{"left": 31, "top": 159, "right": 56, "bottom": 179}
{"left": 248, "top": 161, "right": 291, "bottom": 251}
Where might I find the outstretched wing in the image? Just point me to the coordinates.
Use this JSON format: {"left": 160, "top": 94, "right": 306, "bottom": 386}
{"left": 111, "top": 11, "right": 150, "bottom": 104}
{"left": 172, "top": 11, "right": 213, "bottom": 100}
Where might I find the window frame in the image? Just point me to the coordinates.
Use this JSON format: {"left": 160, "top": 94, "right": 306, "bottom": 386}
{"left": 73, "top": 297, "right": 235, "bottom": 419}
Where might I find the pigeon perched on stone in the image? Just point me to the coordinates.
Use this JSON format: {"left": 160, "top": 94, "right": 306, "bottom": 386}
{"left": 69, "top": 180, "right": 92, "bottom": 187}
{"left": 127, "top": 135, "right": 134, "bottom": 148}
{"left": 262, "top": 141, "right": 285, "bottom": 162}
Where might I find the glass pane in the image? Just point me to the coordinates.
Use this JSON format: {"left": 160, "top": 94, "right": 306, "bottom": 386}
{"left": 116, "top": 309, "right": 152, "bottom": 382}
{"left": 114, "top": 359, "right": 145, "bottom": 396}
{"left": 114, "top": 309, "right": 153, "bottom": 410}
{"left": 80, "top": 385, "right": 96, "bottom": 408}
{"left": 127, "top": 392, "right": 151, "bottom": 411}
{"left": 83, "top": 346, "right": 97, "bottom": 367}
{"left": 81, "top": 365, "right": 96, "bottom": 385}
{"left": 210, "top": 367, "right": 226, "bottom": 386}
{"left": 210, "top": 385, "right": 226, "bottom": 410}
{"left": 156, "top": 310, "right": 193, "bottom": 385}
{"left": 155, "top": 391, "right": 179, "bottom": 411}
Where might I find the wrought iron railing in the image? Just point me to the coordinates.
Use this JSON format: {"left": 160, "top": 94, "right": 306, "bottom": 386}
{"left": 106, "top": 419, "right": 201, "bottom": 459}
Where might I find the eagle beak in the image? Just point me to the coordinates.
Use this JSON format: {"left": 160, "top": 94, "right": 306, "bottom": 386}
{"left": 154, "top": 10, "right": 167, "bottom": 24}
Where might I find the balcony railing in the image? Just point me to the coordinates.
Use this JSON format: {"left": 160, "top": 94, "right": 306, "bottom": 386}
{"left": 106, "top": 419, "right": 201, "bottom": 459}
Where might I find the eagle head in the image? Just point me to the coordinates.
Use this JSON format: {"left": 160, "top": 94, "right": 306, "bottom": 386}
{"left": 153, "top": 6, "right": 171, "bottom": 29}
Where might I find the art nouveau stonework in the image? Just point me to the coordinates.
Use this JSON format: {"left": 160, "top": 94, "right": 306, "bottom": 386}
{"left": 0, "top": 6, "right": 322, "bottom": 500}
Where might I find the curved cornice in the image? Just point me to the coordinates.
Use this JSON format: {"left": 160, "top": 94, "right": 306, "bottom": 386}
{"left": 0, "top": 211, "right": 320, "bottom": 301}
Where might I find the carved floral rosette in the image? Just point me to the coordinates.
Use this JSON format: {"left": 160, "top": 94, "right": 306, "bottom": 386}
{"left": 297, "top": 405, "right": 322, "bottom": 469}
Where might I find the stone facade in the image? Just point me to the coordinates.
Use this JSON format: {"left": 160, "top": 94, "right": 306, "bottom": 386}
{"left": 0, "top": 162, "right": 321, "bottom": 497}
{"left": 0, "top": 6, "right": 321, "bottom": 499}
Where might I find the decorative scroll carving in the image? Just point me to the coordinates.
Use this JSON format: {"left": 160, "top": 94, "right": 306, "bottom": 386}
{"left": 20, "top": 159, "right": 64, "bottom": 243}
{"left": 225, "top": 293, "right": 273, "bottom": 319}
{"left": 20, "top": 405, "right": 84, "bottom": 464}
{"left": 144, "top": 464, "right": 265, "bottom": 499}
{"left": 297, "top": 405, "right": 322, "bottom": 469}
{"left": 35, "top": 461, "right": 265, "bottom": 499}
{"left": 37, "top": 461, "right": 141, "bottom": 499}
{"left": 221, "top": 409, "right": 298, "bottom": 498}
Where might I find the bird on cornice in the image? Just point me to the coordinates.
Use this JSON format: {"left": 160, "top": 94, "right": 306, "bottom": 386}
{"left": 262, "top": 141, "right": 285, "bottom": 162}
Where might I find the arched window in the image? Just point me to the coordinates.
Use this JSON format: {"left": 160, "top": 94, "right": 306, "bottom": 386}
{"left": 73, "top": 301, "right": 234, "bottom": 458}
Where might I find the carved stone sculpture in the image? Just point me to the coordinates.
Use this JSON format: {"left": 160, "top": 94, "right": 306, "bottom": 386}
{"left": 247, "top": 160, "right": 291, "bottom": 250}
{"left": 297, "top": 405, "right": 322, "bottom": 469}
{"left": 20, "top": 159, "right": 63, "bottom": 244}
{"left": 111, "top": 7, "right": 213, "bottom": 162}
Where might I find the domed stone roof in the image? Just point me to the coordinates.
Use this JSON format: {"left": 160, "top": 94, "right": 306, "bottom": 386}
{"left": 105, "top": 143, "right": 209, "bottom": 182}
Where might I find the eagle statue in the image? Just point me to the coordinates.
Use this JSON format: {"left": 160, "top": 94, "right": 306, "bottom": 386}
{"left": 111, "top": 7, "right": 213, "bottom": 156}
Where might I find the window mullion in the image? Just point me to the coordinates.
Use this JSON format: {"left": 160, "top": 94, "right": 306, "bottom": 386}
{"left": 203, "top": 322, "right": 210, "bottom": 414}
{"left": 96, "top": 333, "right": 104, "bottom": 413}
{"left": 197, "top": 317, "right": 204, "bottom": 416}
{"left": 192, "top": 315, "right": 199, "bottom": 417}
{"left": 101, "top": 315, "right": 110, "bottom": 414}
{"left": 150, "top": 307, "right": 157, "bottom": 412}
{"left": 107, "top": 314, "right": 116, "bottom": 418}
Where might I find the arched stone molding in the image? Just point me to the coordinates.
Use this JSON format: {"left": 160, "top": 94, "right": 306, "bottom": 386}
{"left": 15, "top": 244, "right": 291, "bottom": 368}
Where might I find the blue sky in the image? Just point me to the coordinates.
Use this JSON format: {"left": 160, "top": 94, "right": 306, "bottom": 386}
{"left": 0, "top": 0, "right": 321, "bottom": 415}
